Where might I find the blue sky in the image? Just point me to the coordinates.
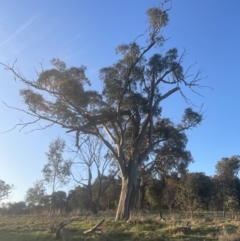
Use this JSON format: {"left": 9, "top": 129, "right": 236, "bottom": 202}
{"left": 0, "top": 0, "right": 240, "bottom": 202}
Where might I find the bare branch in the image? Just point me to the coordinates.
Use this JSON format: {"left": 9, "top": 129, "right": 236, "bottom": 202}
{"left": 83, "top": 219, "right": 105, "bottom": 234}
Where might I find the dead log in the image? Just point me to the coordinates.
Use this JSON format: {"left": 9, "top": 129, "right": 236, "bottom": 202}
{"left": 55, "top": 220, "right": 73, "bottom": 239}
{"left": 83, "top": 218, "right": 105, "bottom": 234}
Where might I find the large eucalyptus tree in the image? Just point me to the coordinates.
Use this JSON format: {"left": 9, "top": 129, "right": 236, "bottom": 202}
{"left": 1, "top": 5, "right": 203, "bottom": 220}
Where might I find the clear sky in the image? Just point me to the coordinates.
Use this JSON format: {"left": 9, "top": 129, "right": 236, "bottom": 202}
{"left": 0, "top": 0, "right": 240, "bottom": 202}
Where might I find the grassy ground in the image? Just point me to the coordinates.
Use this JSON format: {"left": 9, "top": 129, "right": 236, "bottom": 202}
{"left": 1, "top": 211, "right": 240, "bottom": 241}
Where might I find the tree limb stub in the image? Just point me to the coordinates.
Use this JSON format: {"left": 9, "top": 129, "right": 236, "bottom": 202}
{"left": 55, "top": 219, "right": 73, "bottom": 239}
{"left": 83, "top": 218, "right": 105, "bottom": 234}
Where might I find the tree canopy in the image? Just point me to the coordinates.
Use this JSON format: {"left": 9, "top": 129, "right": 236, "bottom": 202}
{"left": 215, "top": 155, "right": 240, "bottom": 180}
{"left": 1, "top": 5, "right": 204, "bottom": 220}
{"left": 0, "top": 179, "right": 13, "bottom": 201}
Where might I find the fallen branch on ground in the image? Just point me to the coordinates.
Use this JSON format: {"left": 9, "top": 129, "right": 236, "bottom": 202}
{"left": 83, "top": 218, "right": 105, "bottom": 234}
{"left": 56, "top": 219, "right": 73, "bottom": 239}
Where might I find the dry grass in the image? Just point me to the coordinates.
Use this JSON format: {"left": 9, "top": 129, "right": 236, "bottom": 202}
{"left": 218, "top": 226, "right": 240, "bottom": 241}
{"left": 1, "top": 211, "right": 240, "bottom": 240}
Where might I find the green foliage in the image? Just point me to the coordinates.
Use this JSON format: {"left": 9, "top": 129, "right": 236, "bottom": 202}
{"left": 211, "top": 176, "right": 240, "bottom": 215}
{"left": 0, "top": 201, "right": 27, "bottom": 216}
{"left": 42, "top": 137, "right": 71, "bottom": 192}
{"left": 216, "top": 155, "right": 240, "bottom": 180}
{"left": 145, "top": 178, "right": 164, "bottom": 208}
{"left": 93, "top": 175, "right": 121, "bottom": 210}
{"left": 153, "top": 119, "right": 193, "bottom": 176}
{"left": 147, "top": 7, "right": 169, "bottom": 29}
{"left": 0, "top": 179, "right": 13, "bottom": 201}
{"left": 162, "top": 174, "right": 179, "bottom": 211}
{"left": 176, "top": 172, "right": 212, "bottom": 214}
{"left": 51, "top": 191, "right": 67, "bottom": 211}
{"left": 66, "top": 186, "right": 91, "bottom": 212}
{"left": 212, "top": 156, "right": 240, "bottom": 215}
{"left": 1, "top": 3, "right": 204, "bottom": 220}
{"left": 25, "top": 180, "right": 46, "bottom": 206}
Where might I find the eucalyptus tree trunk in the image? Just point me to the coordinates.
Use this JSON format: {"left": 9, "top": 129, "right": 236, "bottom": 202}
{"left": 115, "top": 162, "right": 139, "bottom": 221}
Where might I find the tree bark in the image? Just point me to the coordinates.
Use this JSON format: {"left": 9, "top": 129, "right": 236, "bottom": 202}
{"left": 115, "top": 162, "right": 139, "bottom": 221}
{"left": 138, "top": 179, "right": 147, "bottom": 210}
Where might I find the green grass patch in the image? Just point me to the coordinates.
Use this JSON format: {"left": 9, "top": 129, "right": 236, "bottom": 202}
{"left": 1, "top": 212, "right": 240, "bottom": 240}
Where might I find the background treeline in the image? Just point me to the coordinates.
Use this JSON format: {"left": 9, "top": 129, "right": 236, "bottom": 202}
{"left": 1, "top": 155, "right": 240, "bottom": 219}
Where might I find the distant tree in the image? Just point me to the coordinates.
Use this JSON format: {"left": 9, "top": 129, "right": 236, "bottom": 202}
{"left": 0, "top": 3, "right": 205, "bottom": 220}
{"left": 51, "top": 191, "right": 67, "bottom": 214}
{"left": 162, "top": 173, "right": 179, "bottom": 212}
{"left": 0, "top": 201, "right": 27, "bottom": 215}
{"left": 8, "top": 201, "right": 27, "bottom": 215}
{"left": 66, "top": 189, "right": 81, "bottom": 214}
{"left": 145, "top": 178, "right": 165, "bottom": 211}
{"left": 216, "top": 156, "right": 240, "bottom": 179}
{"left": 137, "top": 130, "right": 192, "bottom": 211}
{"left": 214, "top": 156, "right": 240, "bottom": 218}
{"left": 71, "top": 136, "right": 117, "bottom": 214}
{"left": 93, "top": 175, "right": 121, "bottom": 210}
{"left": 0, "top": 179, "right": 13, "bottom": 201}
{"left": 66, "top": 186, "right": 91, "bottom": 214}
{"left": 211, "top": 176, "right": 240, "bottom": 218}
{"left": 176, "top": 172, "right": 211, "bottom": 219}
{"left": 25, "top": 180, "right": 46, "bottom": 216}
{"left": 25, "top": 180, "right": 46, "bottom": 205}
{"left": 0, "top": 202, "right": 7, "bottom": 215}
{"left": 42, "top": 137, "right": 71, "bottom": 219}
{"left": 43, "top": 137, "right": 71, "bottom": 193}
